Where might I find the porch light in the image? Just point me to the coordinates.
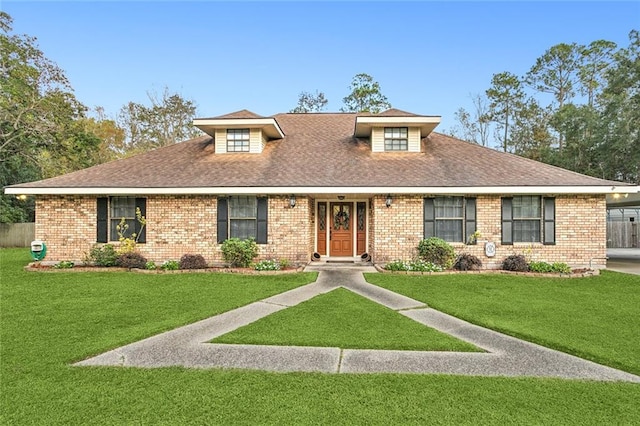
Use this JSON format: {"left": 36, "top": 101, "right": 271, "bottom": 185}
{"left": 386, "top": 194, "right": 392, "bottom": 208}
{"left": 289, "top": 195, "right": 296, "bottom": 208}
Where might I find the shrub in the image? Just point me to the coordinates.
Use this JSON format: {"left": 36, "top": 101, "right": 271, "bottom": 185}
{"left": 529, "top": 261, "right": 553, "bottom": 273}
{"left": 417, "top": 237, "right": 456, "bottom": 269}
{"left": 221, "top": 238, "right": 258, "bottom": 268}
{"left": 160, "top": 260, "right": 180, "bottom": 271}
{"left": 551, "top": 262, "right": 571, "bottom": 274}
{"left": 384, "top": 260, "right": 443, "bottom": 272}
{"left": 453, "top": 253, "right": 483, "bottom": 271}
{"left": 116, "top": 252, "right": 147, "bottom": 269}
{"left": 53, "top": 260, "right": 74, "bottom": 269}
{"left": 179, "top": 254, "right": 208, "bottom": 270}
{"left": 145, "top": 261, "right": 157, "bottom": 270}
{"left": 253, "top": 259, "right": 282, "bottom": 271}
{"left": 502, "top": 254, "right": 529, "bottom": 272}
{"left": 86, "top": 244, "right": 119, "bottom": 267}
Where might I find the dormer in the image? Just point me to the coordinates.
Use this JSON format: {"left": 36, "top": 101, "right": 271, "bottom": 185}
{"left": 193, "top": 110, "right": 284, "bottom": 154}
{"left": 354, "top": 109, "right": 441, "bottom": 152}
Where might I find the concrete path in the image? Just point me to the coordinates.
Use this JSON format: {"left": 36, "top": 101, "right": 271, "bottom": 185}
{"left": 75, "top": 265, "right": 640, "bottom": 382}
{"left": 607, "top": 248, "right": 640, "bottom": 275}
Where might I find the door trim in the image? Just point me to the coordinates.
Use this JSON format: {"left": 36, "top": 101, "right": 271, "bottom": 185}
{"left": 315, "top": 198, "right": 369, "bottom": 258}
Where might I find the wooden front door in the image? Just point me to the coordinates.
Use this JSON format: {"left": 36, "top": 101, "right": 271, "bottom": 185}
{"left": 330, "top": 202, "right": 353, "bottom": 256}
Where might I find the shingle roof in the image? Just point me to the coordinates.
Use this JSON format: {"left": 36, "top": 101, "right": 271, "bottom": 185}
{"left": 7, "top": 111, "right": 632, "bottom": 192}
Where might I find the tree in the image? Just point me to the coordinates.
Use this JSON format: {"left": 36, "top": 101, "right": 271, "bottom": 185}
{"left": 450, "top": 94, "right": 491, "bottom": 146}
{"left": 290, "top": 90, "right": 328, "bottom": 113}
{"left": 117, "top": 87, "right": 201, "bottom": 154}
{"left": 578, "top": 40, "right": 617, "bottom": 108}
{"left": 509, "top": 99, "right": 554, "bottom": 161}
{"left": 596, "top": 30, "right": 640, "bottom": 183}
{"left": 1, "top": 12, "right": 100, "bottom": 222}
{"left": 485, "top": 72, "right": 525, "bottom": 152}
{"left": 341, "top": 73, "right": 391, "bottom": 113}
{"left": 525, "top": 43, "right": 581, "bottom": 110}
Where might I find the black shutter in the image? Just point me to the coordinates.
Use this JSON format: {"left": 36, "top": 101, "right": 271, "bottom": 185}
{"left": 544, "top": 197, "right": 555, "bottom": 245}
{"left": 423, "top": 198, "right": 435, "bottom": 239}
{"left": 502, "top": 197, "right": 513, "bottom": 245}
{"left": 97, "top": 197, "right": 108, "bottom": 243}
{"left": 256, "top": 197, "right": 268, "bottom": 244}
{"left": 135, "top": 198, "right": 146, "bottom": 243}
{"left": 465, "top": 197, "right": 477, "bottom": 244}
{"left": 217, "top": 197, "right": 228, "bottom": 244}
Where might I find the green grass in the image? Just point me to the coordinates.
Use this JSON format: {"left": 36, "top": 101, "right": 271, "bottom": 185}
{"left": 2, "top": 248, "right": 640, "bottom": 424}
{"left": 213, "top": 287, "right": 479, "bottom": 351}
{"left": 365, "top": 271, "right": 640, "bottom": 375}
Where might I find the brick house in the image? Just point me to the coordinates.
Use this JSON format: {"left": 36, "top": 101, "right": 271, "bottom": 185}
{"left": 5, "top": 109, "right": 638, "bottom": 269}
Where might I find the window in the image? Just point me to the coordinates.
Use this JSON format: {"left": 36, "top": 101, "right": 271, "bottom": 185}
{"left": 217, "top": 196, "right": 268, "bottom": 243}
{"left": 227, "top": 129, "right": 250, "bottom": 152}
{"left": 229, "top": 196, "right": 257, "bottom": 240}
{"left": 384, "top": 127, "right": 408, "bottom": 151}
{"left": 96, "top": 197, "right": 146, "bottom": 243}
{"left": 424, "top": 197, "right": 476, "bottom": 243}
{"left": 502, "top": 196, "right": 555, "bottom": 244}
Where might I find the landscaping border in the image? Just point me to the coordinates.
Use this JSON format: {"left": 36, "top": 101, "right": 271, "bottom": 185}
{"left": 24, "top": 262, "right": 306, "bottom": 275}
{"left": 373, "top": 264, "right": 599, "bottom": 278}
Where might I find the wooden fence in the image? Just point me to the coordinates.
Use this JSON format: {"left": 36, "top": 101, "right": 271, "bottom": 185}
{"left": 0, "top": 223, "right": 35, "bottom": 247}
{"left": 607, "top": 222, "right": 640, "bottom": 248}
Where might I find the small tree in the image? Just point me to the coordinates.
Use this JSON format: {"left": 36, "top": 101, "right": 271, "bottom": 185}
{"left": 290, "top": 90, "right": 328, "bottom": 113}
{"left": 341, "top": 73, "right": 391, "bottom": 113}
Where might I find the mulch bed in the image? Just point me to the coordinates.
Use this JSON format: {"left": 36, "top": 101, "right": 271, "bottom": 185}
{"left": 374, "top": 264, "right": 599, "bottom": 278}
{"left": 24, "top": 263, "right": 305, "bottom": 274}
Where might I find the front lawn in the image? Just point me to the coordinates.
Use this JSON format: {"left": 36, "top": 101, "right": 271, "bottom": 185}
{"left": 366, "top": 271, "right": 640, "bottom": 375}
{"left": 213, "top": 287, "right": 479, "bottom": 351}
{"left": 2, "top": 248, "right": 639, "bottom": 424}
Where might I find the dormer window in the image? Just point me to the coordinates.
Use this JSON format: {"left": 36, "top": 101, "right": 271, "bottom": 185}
{"left": 384, "top": 127, "right": 408, "bottom": 151}
{"left": 227, "top": 129, "right": 250, "bottom": 152}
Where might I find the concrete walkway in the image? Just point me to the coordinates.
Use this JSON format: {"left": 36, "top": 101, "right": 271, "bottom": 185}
{"left": 75, "top": 265, "right": 640, "bottom": 382}
{"left": 607, "top": 248, "right": 640, "bottom": 275}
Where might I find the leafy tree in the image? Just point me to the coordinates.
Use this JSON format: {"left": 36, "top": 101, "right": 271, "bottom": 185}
{"left": 596, "top": 30, "right": 640, "bottom": 183}
{"left": 117, "top": 87, "right": 201, "bottom": 154}
{"left": 485, "top": 72, "right": 525, "bottom": 152}
{"left": 1, "top": 12, "right": 101, "bottom": 222}
{"left": 525, "top": 43, "right": 581, "bottom": 110}
{"left": 341, "top": 73, "right": 391, "bottom": 113}
{"left": 290, "top": 90, "right": 328, "bottom": 113}
{"left": 578, "top": 40, "right": 617, "bottom": 108}
{"left": 509, "top": 99, "right": 554, "bottom": 161}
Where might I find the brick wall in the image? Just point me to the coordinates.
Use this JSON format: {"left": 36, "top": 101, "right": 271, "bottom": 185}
{"left": 35, "top": 195, "right": 313, "bottom": 265}
{"left": 35, "top": 193, "right": 606, "bottom": 269}
{"left": 371, "top": 194, "right": 607, "bottom": 269}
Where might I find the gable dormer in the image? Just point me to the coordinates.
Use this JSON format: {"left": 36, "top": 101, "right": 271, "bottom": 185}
{"left": 193, "top": 110, "right": 284, "bottom": 154}
{"left": 354, "top": 109, "right": 441, "bottom": 153}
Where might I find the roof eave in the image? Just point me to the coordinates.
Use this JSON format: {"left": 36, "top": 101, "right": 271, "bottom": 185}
{"left": 6, "top": 185, "right": 638, "bottom": 196}
{"left": 354, "top": 116, "right": 442, "bottom": 138}
{"left": 192, "top": 117, "right": 285, "bottom": 139}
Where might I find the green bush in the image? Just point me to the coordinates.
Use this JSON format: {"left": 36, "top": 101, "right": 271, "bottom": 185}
{"left": 502, "top": 254, "right": 529, "bottom": 272}
{"left": 417, "top": 238, "right": 456, "bottom": 269}
{"left": 53, "top": 260, "right": 74, "bottom": 269}
{"left": 453, "top": 253, "right": 483, "bottom": 271}
{"left": 116, "top": 252, "right": 147, "bottom": 269}
{"left": 551, "top": 262, "right": 572, "bottom": 274}
{"left": 86, "top": 244, "right": 118, "bottom": 267}
{"left": 145, "top": 261, "right": 157, "bottom": 270}
{"left": 160, "top": 260, "right": 179, "bottom": 270}
{"left": 221, "top": 238, "right": 258, "bottom": 268}
{"left": 179, "top": 254, "right": 208, "bottom": 270}
{"left": 529, "top": 261, "right": 553, "bottom": 273}
{"left": 384, "top": 260, "right": 443, "bottom": 272}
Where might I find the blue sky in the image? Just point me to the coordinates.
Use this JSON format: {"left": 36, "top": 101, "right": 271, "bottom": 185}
{"left": 4, "top": 1, "right": 639, "bottom": 131}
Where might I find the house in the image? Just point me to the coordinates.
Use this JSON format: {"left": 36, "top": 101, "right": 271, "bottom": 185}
{"left": 5, "top": 109, "right": 639, "bottom": 269}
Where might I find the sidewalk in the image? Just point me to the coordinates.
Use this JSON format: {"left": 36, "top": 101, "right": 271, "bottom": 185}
{"left": 75, "top": 267, "right": 640, "bottom": 382}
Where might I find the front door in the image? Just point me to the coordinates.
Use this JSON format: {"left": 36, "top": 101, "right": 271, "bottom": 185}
{"left": 330, "top": 202, "right": 353, "bottom": 256}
